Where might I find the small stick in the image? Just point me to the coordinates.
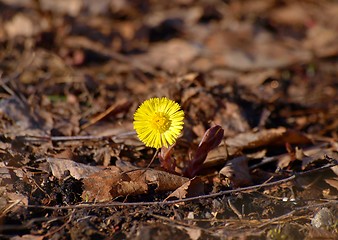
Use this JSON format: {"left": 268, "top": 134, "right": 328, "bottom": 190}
{"left": 227, "top": 199, "right": 243, "bottom": 219}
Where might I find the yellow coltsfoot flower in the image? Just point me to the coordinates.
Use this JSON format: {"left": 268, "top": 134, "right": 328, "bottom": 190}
{"left": 133, "top": 97, "right": 184, "bottom": 149}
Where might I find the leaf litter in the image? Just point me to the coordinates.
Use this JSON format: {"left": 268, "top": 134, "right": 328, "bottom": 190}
{"left": 0, "top": 0, "right": 338, "bottom": 239}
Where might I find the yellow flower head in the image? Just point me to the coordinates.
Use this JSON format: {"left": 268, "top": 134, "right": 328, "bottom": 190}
{"left": 133, "top": 97, "right": 184, "bottom": 149}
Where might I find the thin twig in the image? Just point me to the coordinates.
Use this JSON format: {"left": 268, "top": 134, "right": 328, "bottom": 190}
{"left": 15, "top": 131, "right": 136, "bottom": 143}
{"left": 257, "top": 210, "right": 297, "bottom": 228}
{"left": 227, "top": 199, "right": 243, "bottom": 219}
{"left": 81, "top": 100, "right": 130, "bottom": 130}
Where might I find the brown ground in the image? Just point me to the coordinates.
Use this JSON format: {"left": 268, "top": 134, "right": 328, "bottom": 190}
{"left": 0, "top": 0, "right": 338, "bottom": 239}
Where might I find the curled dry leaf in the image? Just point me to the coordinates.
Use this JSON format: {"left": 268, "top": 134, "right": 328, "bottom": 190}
{"left": 82, "top": 167, "right": 189, "bottom": 202}
{"left": 47, "top": 158, "right": 102, "bottom": 180}
{"left": 0, "top": 97, "right": 53, "bottom": 136}
{"left": 226, "top": 127, "right": 311, "bottom": 150}
{"left": 220, "top": 156, "right": 253, "bottom": 188}
{"left": 324, "top": 178, "right": 338, "bottom": 191}
{"left": 135, "top": 39, "right": 200, "bottom": 72}
{"left": 331, "top": 166, "right": 338, "bottom": 176}
{"left": 164, "top": 177, "right": 204, "bottom": 201}
{"left": 277, "top": 144, "right": 338, "bottom": 170}
{"left": 4, "top": 14, "right": 37, "bottom": 38}
{"left": 0, "top": 163, "right": 28, "bottom": 216}
{"left": 159, "top": 144, "right": 177, "bottom": 173}
{"left": 10, "top": 234, "right": 44, "bottom": 240}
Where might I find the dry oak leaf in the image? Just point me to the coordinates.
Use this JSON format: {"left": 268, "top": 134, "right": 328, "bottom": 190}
{"left": 135, "top": 39, "right": 199, "bottom": 72}
{"left": 220, "top": 156, "right": 252, "bottom": 188}
{"left": 164, "top": 177, "right": 204, "bottom": 201}
{"left": 225, "top": 127, "right": 310, "bottom": 150}
{"left": 47, "top": 158, "right": 101, "bottom": 180}
{"left": 82, "top": 166, "right": 189, "bottom": 202}
{"left": 324, "top": 178, "right": 338, "bottom": 191}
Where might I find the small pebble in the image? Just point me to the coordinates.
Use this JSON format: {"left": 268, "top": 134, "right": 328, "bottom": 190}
{"left": 311, "top": 207, "right": 335, "bottom": 228}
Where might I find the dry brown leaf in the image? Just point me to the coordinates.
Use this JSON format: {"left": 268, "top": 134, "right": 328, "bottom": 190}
{"left": 0, "top": 164, "right": 11, "bottom": 185}
{"left": 237, "top": 69, "right": 278, "bottom": 89}
{"left": 226, "top": 128, "right": 285, "bottom": 149}
{"left": 4, "top": 14, "right": 37, "bottom": 38}
{"left": 324, "top": 178, "right": 338, "bottom": 191}
{"left": 0, "top": 190, "right": 28, "bottom": 218}
{"left": 277, "top": 154, "right": 293, "bottom": 170}
{"left": 215, "top": 102, "right": 251, "bottom": 137}
{"left": 307, "top": 227, "right": 338, "bottom": 240}
{"left": 82, "top": 166, "right": 123, "bottom": 202}
{"left": 47, "top": 158, "right": 102, "bottom": 180}
{"left": 82, "top": 167, "right": 189, "bottom": 202}
{"left": 226, "top": 127, "right": 310, "bottom": 150}
{"left": 40, "top": 0, "right": 82, "bottom": 16}
{"left": 0, "top": 97, "right": 53, "bottom": 136}
{"left": 301, "top": 147, "right": 338, "bottom": 170}
{"left": 184, "top": 227, "right": 202, "bottom": 240}
{"left": 53, "top": 149, "right": 74, "bottom": 159}
{"left": 331, "top": 166, "right": 338, "bottom": 176}
{"left": 204, "top": 30, "right": 311, "bottom": 71}
{"left": 164, "top": 177, "right": 204, "bottom": 201}
{"left": 268, "top": 4, "right": 311, "bottom": 26}
{"left": 202, "top": 145, "right": 229, "bottom": 168}
{"left": 276, "top": 144, "right": 338, "bottom": 170}
{"left": 304, "top": 25, "right": 338, "bottom": 58}
{"left": 220, "top": 156, "right": 252, "bottom": 188}
{"left": 135, "top": 39, "right": 199, "bottom": 72}
{"left": 10, "top": 235, "right": 44, "bottom": 240}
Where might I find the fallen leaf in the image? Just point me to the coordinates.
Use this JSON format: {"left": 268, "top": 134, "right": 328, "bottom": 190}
{"left": 220, "top": 156, "right": 252, "bottom": 188}
{"left": 4, "top": 14, "right": 36, "bottom": 38}
{"left": 47, "top": 158, "right": 102, "bottom": 180}
{"left": 40, "top": 0, "right": 82, "bottom": 16}
{"left": 324, "top": 178, "right": 338, "bottom": 191}
{"left": 307, "top": 227, "right": 338, "bottom": 240}
{"left": 268, "top": 4, "right": 311, "bottom": 26}
{"left": 159, "top": 144, "right": 177, "bottom": 173}
{"left": 226, "top": 127, "right": 310, "bottom": 150}
{"left": 276, "top": 144, "right": 338, "bottom": 170}
{"left": 164, "top": 177, "right": 204, "bottom": 201}
{"left": 202, "top": 144, "right": 229, "bottom": 168}
{"left": 304, "top": 25, "right": 338, "bottom": 58}
{"left": 0, "top": 97, "right": 53, "bottom": 136}
{"left": 10, "top": 235, "right": 44, "bottom": 240}
{"left": 82, "top": 167, "right": 189, "bottom": 202}
{"left": 135, "top": 39, "right": 200, "bottom": 72}
{"left": 331, "top": 166, "right": 338, "bottom": 176}
{"left": 204, "top": 30, "right": 311, "bottom": 71}
{"left": 215, "top": 102, "right": 251, "bottom": 137}
{"left": 184, "top": 227, "right": 202, "bottom": 240}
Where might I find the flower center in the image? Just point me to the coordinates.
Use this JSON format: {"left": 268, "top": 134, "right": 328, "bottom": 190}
{"left": 151, "top": 112, "right": 171, "bottom": 133}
